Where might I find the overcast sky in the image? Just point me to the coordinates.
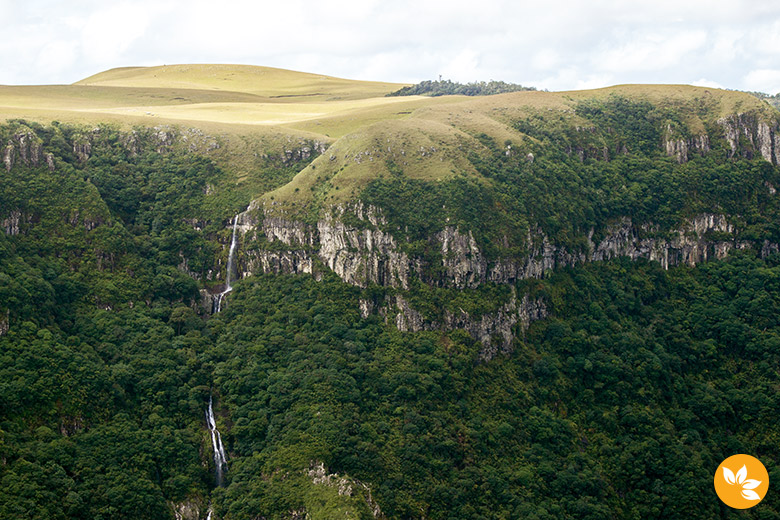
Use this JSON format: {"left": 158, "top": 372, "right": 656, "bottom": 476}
{"left": 4, "top": 0, "right": 780, "bottom": 93}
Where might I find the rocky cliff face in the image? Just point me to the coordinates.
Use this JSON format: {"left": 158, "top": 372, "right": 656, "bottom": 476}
{"left": 589, "top": 214, "right": 748, "bottom": 268}
{"left": 4, "top": 130, "right": 43, "bottom": 170}
{"left": 244, "top": 202, "right": 413, "bottom": 289}
{"left": 655, "top": 111, "right": 780, "bottom": 164}
{"left": 317, "top": 212, "right": 411, "bottom": 289}
{"left": 663, "top": 133, "right": 711, "bottom": 163}
{"left": 234, "top": 200, "right": 770, "bottom": 357}
{"left": 718, "top": 112, "right": 780, "bottom": 164}
{"left": 2, "top": 210, "right": 22, "bottom": 235}
{"left": 378, "top": 292, "right": 547, "bottom": 360}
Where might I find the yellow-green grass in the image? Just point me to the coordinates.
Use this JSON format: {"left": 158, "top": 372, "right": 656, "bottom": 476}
{"left": 0, "top": 84, "right": 269, "bottom": 109}
{"left": 76, "top": 64, "right": 406, "bottom": 100}
{"left": 0, "top": 65, "right": 431, "bottom": 144}
{"left": 83, "top": 96, "right": 434, "bottom": 128}
{"left": 282, "top": 95, "right": 473, "bottom": 138}
{"left": 263, "top": 85, "right": 780, "bottom": 209}
{"left": 0, "top": 90, "right": 446, "bottom": 143}
{"left": 265, "top": 116, "right": 489, "bottom": 207}
{"left": 1, "top": 65, "right": 775, "bottom": 211}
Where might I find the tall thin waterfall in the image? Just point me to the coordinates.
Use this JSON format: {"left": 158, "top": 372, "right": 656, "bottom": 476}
{"left": 206, "top": 395, "right": 228, "bottom": 487}
{"left": 205, "top": 214, "right": 241, "bottom": 518}
{"left": 214, "top": 215, "right": 239, "bottom": 313}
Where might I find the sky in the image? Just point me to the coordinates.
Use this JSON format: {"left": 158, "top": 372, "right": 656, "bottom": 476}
{"left": 4, "top": 0, "right": 780, "bottom": 93}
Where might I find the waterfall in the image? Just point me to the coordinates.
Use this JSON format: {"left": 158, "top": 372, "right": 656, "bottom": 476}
{"left": 214, "top": 215, "right": 240, "bottom": 313}
{"left": 205, "top": 214, "right": 241, "bottom": 518}
{"left": 206, "top": 395, "right": 228, "bottom": 487}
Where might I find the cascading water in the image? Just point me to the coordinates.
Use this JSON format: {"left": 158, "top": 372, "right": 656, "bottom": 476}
{"left": 206, "top": 395, "right": 228, "bottom": 487}
{"left": 214, "top": 215, "right": 240, "bottom": 313}
{"left": 205, "top": 213, "right": 241, "bottom": 519}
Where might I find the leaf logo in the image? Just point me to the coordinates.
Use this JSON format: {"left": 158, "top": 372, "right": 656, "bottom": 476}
{"left": 714, "top": 454, "right": 769, "bottom": 509}
{"left": 722, "top": 465, "right": 762, "bottom": 501}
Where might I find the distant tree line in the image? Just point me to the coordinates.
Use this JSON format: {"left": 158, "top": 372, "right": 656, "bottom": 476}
{"left": 387, "top": 79, "right": 537, "bottom": 97}
{"left": 743, "top": 90, "right": 780, "bottom": 109}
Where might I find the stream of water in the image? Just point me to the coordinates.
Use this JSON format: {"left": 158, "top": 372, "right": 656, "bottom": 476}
{"left": 214, "top": 215, "right": 239, "bottom": 313}
{"left": 205, "top": 213, "right": 242, "bottom": 517}
{"left": 206, "top": 395, "right": 228, "bottom": 487}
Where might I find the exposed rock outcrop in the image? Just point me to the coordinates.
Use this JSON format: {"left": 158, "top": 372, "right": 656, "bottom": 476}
{"left": 317, "top": 212, "right": 411, "bottom": 289}
{"left": 0, "top": 310, "right": 9, "bottom": 336}
{"left": 120, "top": 130, "right": 141, "bottom": 156}
{"left": 381, "top": 295, "right": 435, "bottom": 333}
{"left": 73, "top": 137, "right": 92, "bottom": 162}
{"left": 155, "top": 127, "right": 176, "bottom": 153}
{"left": 3, "top": 130, "right": 43, "bottom": 170}
{"left": 308, "top": 461, "right": 385, "bottom": 519}
{"left": 12, "top": 130, "right": 43, "bottom": 166}
{"left": 663, "top": 133, "right": 711, "bottom": 163}
{"left": 381, "top": 292, "right": 548, "bottom": 361}
{"left": 252, "top": 202, "right": 411, "bottom": 289}
{"left": 168, "top": 497, "right": 205, "bottom": 520}
{"left": 2, "top": 210, "right": 21, "bottom": 235}
{"left": 718, "top": 113, "right": 780, "bottom": 164}
{"left": 262, "top": 215, "right": 311, "bottom": 246}
{"left": 281, "top": 140, "right": 328, "bottom": 164}
{"left": 198, "top": 289, "right": 213, "bottom": 315}
{"left": 4, "top": 144, "right": 14, "bottom": 171}
{"left": 589, "top": 214, "right": 747, "bottom": 269}
{"left": 445, "top": 293, "right": 547, "bottom": 361}
{"left": 239, "top": 202, "right": 774, "bottom": 354}
{"left": 245, "top": 250, "right": 313, "bottom": 276}
{"left": 437, "top": 227, "right": 484, "bottom": 289}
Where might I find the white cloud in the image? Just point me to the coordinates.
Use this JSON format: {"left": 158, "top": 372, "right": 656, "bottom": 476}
{"left": 691, "top": 78, "right": 726, "bottom": 89}
{"left": 595, "top": 30, "right": 708, "bottom": 73}
{"left": 744, "top": 69, "right": 780, "bottom": 94}
{"left": 80, "top": 3, "right": 152, "bottom": 65}
{"left": 532, "top": 49, "right": 561, "bottom": 71}
{"left": 440, "top": 50, "right": 482, "bottom": 83}
{"left": 35, "top": 40, "right": 78, "bottom": 80}
{"left": 0, "top": 0, "right": 779, "bottom": 90}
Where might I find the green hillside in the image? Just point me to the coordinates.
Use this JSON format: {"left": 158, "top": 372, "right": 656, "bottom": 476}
{"left": 1, "top": 67, "right": 780, "bottom": 519}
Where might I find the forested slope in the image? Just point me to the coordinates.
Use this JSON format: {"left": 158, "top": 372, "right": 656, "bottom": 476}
{"left": 1, "top": 82, "right": 780, "bottom": 519}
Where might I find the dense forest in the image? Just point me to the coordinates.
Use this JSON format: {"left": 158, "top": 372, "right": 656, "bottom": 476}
{"left": 1, "top": 95, "right": 780, "bottom": 520}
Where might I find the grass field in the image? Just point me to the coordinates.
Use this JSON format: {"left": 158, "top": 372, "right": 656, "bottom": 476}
{"left": 1, "top": 64, "right": 774, "bottom": 207}
{"left": 0, "top": 64, "right": 420, "bottom": 136}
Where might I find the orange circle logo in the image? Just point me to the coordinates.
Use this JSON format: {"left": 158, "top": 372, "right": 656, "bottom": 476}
{"left": 714, "top": 454, "right": 769, "bottom": 509}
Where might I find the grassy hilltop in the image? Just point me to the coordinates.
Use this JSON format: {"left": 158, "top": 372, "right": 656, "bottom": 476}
{"left": 1, "top": 64, "right": 773, "bottom": 208}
